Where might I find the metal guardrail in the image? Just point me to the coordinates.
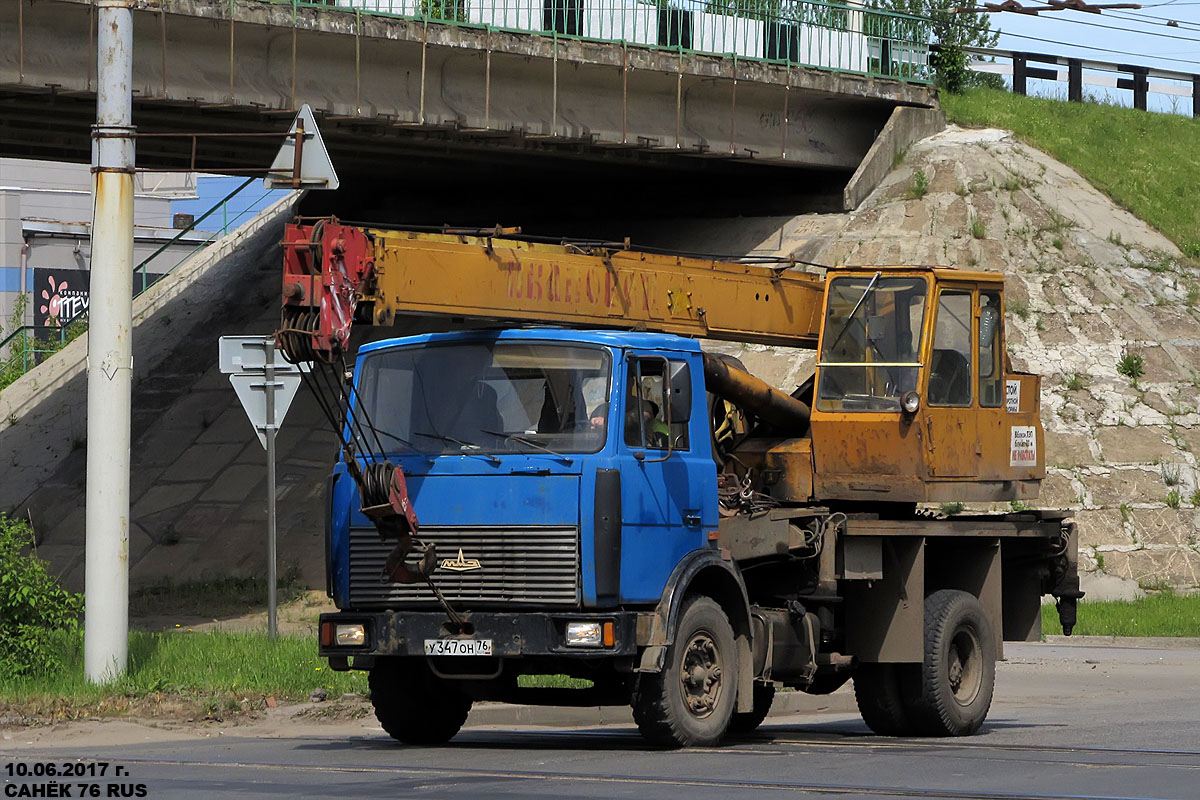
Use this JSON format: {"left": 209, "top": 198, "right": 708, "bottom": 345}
{"left": 0, "top": 178, "right": 276, "bottom": 387}
{"left": 966, "top": 46, "right": 1200, "bottom": 117}
{"left": 279, "top": 0, "right": 932, "bottom": 82}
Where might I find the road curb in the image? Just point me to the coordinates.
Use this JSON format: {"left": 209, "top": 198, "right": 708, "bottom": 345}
{"left": 1041, "top": 635, "right": 1200, "bottom": 649}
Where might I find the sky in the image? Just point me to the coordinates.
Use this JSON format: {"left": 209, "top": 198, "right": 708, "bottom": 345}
{"left": 978, "top": 2, "right": 1200, "bottom": 111}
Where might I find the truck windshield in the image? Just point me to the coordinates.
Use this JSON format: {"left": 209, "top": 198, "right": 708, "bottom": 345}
{"left": 355, "top": 341, "right": 611, "bottom": 456}
{"left": 817, "top": 276, "right": 927, "bottom": 412}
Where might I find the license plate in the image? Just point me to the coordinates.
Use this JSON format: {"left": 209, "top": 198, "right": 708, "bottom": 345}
{"left": 424, "top": 638, "right": 493, "bottom": 656}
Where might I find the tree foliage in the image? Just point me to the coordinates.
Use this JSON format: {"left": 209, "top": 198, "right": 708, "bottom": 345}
{"left": 704, "top": 0, "right": 851, "bottom": 29}
{"left": 867, "top": 0, "right": 996, "bottom": 48}
{"left": 0, "top": 514, "right": 84, "bottom": 677}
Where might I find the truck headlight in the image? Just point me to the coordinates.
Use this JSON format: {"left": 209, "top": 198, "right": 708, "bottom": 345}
{"left": 335, "top": 623, "right": 366, "bottom": 646}
{"left": 565, "top": 621, "right": 603, "bottom": 647}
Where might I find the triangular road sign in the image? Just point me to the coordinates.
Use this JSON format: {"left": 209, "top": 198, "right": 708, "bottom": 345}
{"left": 265, "top": 103, "right": 339, "bottom": 190}
{"left": 230, "top": 372, "right": 303, "bottom": 449}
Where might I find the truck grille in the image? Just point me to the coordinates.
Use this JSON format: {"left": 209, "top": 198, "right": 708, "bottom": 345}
{"left": 348, "top": 526, "right": 580, "bottom": 608}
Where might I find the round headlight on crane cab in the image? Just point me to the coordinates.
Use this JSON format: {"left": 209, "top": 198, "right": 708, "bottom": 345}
{"left": 901, "top": 391, "right": 921, "bottom": 415}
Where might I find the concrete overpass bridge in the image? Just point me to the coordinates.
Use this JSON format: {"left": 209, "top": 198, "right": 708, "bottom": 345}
{"left": 1, "top": 0, "right": 940, "bottom": 228}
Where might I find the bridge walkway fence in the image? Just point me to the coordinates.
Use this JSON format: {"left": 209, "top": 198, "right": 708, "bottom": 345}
{"left": 292, "top": 0, "right": 932, "bottom": 83}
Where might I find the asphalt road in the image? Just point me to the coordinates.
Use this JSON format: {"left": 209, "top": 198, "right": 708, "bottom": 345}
{"left": 4, "top": 641, "right": 1198, "bottom": 800}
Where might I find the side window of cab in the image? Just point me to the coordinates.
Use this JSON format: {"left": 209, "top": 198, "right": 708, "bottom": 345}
{"left": 978, "top": 291, "right": 1003, "bottom": 407}
{"left": 928, "top": 289, "right": 974, "bottom": 406}
{"left": 624, "top": 358, "right": 690, "bottom": 451}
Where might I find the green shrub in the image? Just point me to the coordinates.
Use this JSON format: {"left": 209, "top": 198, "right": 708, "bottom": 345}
{"left": 932, "top": 42, "right": 970, "bottom": 94}
{"left": 0, "top": 514, "right": 84, "bottom": 677}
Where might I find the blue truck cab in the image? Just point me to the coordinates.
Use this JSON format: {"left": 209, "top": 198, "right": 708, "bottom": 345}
{"left": 320, "top": 329, "right": 754, "bottom": 744}
{"left": 327, "top": 328, "right": 719, "bottom": 610}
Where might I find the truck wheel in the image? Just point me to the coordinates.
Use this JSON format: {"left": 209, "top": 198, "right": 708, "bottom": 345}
{"left": 853, "top": 663, "right": 917, "bottom": 736}
{"left": 905, "top": 589, "right": 996, "bottom": 737}
{"left": 633, "top": 596, "right": 739, "bottom": 747}
{"left": 368, "top": 658, "right": 473, "bottom": 745}
{"left": 727, "top": 682, "right": 774, "bottom": 735}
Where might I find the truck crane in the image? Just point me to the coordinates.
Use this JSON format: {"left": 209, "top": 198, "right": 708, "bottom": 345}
{"left": 276, "top": 218, "right": 1081, "bottom": 747}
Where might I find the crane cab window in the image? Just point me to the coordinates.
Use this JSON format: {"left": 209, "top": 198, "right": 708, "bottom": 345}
{"left": 817, "top": 275, "right": 927, "bottom": 412}
{"left": 625, "top": 359, "right": 689, "bottom": 451}
{"left": 978, "top": 291, "right": 1003, "bottom": 407}
{"left": 928, "top": 290, "right": 974, "bottom": 406}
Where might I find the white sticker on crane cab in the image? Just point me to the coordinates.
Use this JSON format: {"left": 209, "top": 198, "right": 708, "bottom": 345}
{"left": 1006, "top": 380, "right": 1021, "bottom": 413}
{"left": 1010, "top": 426, "right": 1037, "bottom": 467}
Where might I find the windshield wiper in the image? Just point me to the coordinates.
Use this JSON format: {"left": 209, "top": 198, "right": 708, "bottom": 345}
{"left": 481, "top": 429, "right": 574, "bottom": 464}
{"left": 825, "top": 271, "right": 882, "bottom": 355}
{"left": 414, "top": 431, "right": 501, "bottom": 464}
{"left": 364, "top": 427, "right": 430, "bottom": 459}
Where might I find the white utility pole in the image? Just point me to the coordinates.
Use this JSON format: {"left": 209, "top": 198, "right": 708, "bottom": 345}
{"left": 84, "top": 0, "right": 136, "bottom": 682}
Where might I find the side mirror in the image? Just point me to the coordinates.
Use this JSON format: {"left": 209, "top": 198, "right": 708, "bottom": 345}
{"left": 668, "top": 361, "right": 692, "bottom": 423}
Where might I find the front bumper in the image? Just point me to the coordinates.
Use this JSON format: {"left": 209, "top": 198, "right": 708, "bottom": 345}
{"left": 319, "top": 610, "right": 639, "bottom": 668}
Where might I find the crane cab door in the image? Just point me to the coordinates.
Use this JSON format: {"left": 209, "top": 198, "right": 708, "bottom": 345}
{"left": 922, "top": 285, "right": 980, "bottom": 478}
{"left": 614, "top": 352, "right": 713, "bottom": 604}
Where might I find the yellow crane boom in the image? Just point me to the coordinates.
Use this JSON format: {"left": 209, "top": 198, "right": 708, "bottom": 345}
{"left": 277, "top": 220, "right": 827, "bottom": 359}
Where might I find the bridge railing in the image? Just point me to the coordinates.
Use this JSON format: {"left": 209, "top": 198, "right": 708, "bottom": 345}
{"left": 296, "top": 0, "right": 932, "bottom": 82}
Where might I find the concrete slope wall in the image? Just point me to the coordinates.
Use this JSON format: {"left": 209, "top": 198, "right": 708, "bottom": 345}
{"left": 0, "top": 190, "right": 301, "bottom": 511}
{"left": 1, "top": 191, "right": 312, "bottom": 587}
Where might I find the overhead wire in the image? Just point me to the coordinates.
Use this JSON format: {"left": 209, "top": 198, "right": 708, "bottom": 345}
{"left": 945, "top": 11, "right": 1200, "bottom": 66}
{"left": 995, "top": 8, "right": 1200, "bottom": 43}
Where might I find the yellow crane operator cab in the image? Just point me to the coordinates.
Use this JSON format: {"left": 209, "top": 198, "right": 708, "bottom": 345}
{"left": 809, "top": 267, "right": 1043, "bottom": 503}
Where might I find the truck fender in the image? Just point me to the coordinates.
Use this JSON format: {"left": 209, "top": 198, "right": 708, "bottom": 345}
{"left": 635, "top": 549, "right": 755, "bottom": 713}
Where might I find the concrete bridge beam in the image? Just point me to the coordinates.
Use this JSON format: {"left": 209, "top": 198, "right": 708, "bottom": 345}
{"left": 2, "top": 0, "right": 936, "bottom": 194}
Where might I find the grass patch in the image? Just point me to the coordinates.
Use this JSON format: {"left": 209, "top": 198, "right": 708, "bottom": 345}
{"left": 907, "top": 170, "right": 930, "bottom": 199}
{"left": 1117, "top": 351, "right": 1145, "bottom": 384}
{"left": 1042, "top": 591, "right": 1200, "bottom": 637}
{"left": 941, "top": 89, "right": 1200, "bottom": 257}
{"left": 0, "top": 629, "right": 366, "bottom": 720}
{"left": 517, "top": 674, "right": 594, "bottom": 689}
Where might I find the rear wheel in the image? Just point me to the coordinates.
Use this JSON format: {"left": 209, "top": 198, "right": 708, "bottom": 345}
{"left": 904, "top": 589, "right": 996, "bottom": 736}
{"left": 853, "top": 663, "right": 917, "bottom": 736}
{"left": 369, "top": 658, "right": 473, "bottom": 745}
{"left": 633, "top": 596, "right": 739, "bottom": 747}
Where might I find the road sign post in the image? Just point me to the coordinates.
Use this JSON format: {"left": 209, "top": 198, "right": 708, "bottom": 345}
{"left": 219, "top": 336, "right": 306, "bottom": 638}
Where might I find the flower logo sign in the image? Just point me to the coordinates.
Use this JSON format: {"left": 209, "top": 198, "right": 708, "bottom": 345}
{"left": 37, "top": 273, "right": 89, "bottom": 328}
